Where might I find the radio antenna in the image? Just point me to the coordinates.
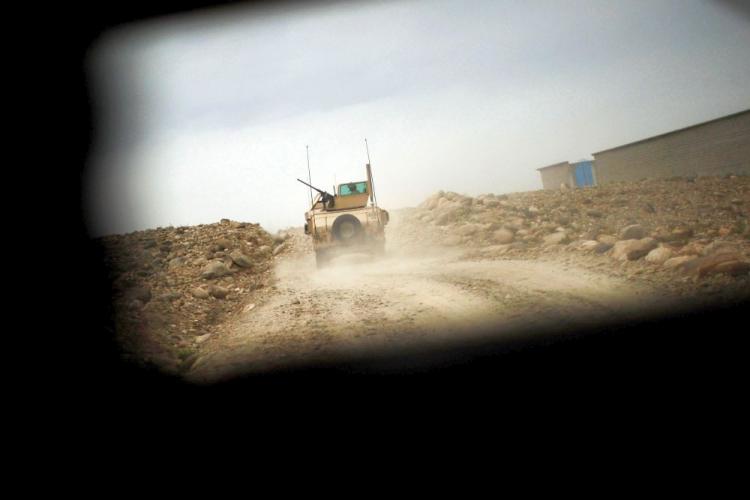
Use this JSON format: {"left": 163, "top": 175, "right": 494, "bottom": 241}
{"left": 365, "top": 138, "right": 379, "bottom": 208}
{"left": 306, "top": 145, "right": 313, "bottom": 206}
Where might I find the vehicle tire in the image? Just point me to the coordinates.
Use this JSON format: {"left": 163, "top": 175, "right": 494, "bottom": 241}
{"left": 331, "top": 214, "right": 363, "bottom": 245}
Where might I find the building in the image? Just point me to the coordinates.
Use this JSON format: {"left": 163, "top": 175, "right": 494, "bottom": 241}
{"left": 537, "top": 159, "right": 596, "bottom": 190}
{"left": 537, "top": 109, "right": 750, "bottom": 190}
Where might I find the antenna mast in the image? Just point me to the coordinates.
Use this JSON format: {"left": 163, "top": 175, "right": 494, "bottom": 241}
{"left": 365, "top": 138, "right": 379, "bottom": 208}
{"left": 306, "top": 145, "right": 313, "bottom": 207}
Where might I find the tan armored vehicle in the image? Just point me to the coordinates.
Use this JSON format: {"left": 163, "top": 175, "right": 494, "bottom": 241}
{"left": 298, "top": 163, "right": 389, "bottom": 267}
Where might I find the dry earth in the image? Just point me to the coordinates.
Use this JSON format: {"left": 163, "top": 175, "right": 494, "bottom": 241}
{"left": 98, "top": 176, "right": 750, "bottom": 382}
{"left": 187, "top": 232, "right": 676, "bottom": 383}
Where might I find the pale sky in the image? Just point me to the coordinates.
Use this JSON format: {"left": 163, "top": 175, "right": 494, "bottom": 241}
{"left": 84, "top": 0, "right": 750, "bottom": 236}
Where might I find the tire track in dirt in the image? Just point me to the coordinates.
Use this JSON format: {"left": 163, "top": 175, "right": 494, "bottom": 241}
{"left": 187, "top": 247, "right": 671, "bottom": 383}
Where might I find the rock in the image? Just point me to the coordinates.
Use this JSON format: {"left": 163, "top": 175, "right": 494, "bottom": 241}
{"left": 597, "top": 234, "right": 617, "bottom": 246}
{"left": 619, "top": 224, "right": 646, "bottom": 240}
{"left": 586, "top": 210, "right": 603, "bottom": 218}
{"left": 230, "top": 249, "right": 254, "bottom": 268}
{"left": 701, "top": 241, "right": 739, "bottom": 256}
{"left": 645, "top": 247, "right": 673, "bottom": 264}
{"left": 168, "top": 257, "right": 185, "bottom": 269}
{"left": 435, "top": 207, "right": 461, "bottom": 226}
{"left": 611, "top": 238, "right": 658, "bottom": 261}
{"left": 158, "top": 291, "right": 182, "bottom": 301}
{"left": 594, "top": 242, "right": 613, "bottom": 254}
{"left": 125, "top": 286, "right": 151, "bottom": 303}
{"left": 215, "top": 238, "right": 233, "bottom": 250}
{"left": 273, "top": 243, "right": 286, "bottom": 256}
{"left": 208, "top": 285, "right": 230, "bottom": 299}
{"left": 579, "top": 240, "right": 600, "bottom": 252}
{"left": 220, "top": 218, "right": 230, "bottom": 225}
{"left": 679, "top": 242, "right": 706, "bottom": 256}
{"left": 243, "top": 303, "right": 256, "bottom": 313}
{"left": 195, "top": 333, "right": 212, "bottom": 344}
{"left": 191, "top": 287, "right": 210, "bottom": 299}
{"left": 542, "top": 232, "right": 569, "bottom": 246}
{"left": 492, "top": 228, "right": 515, "bottom": 244}
{"left": 457, "top": 224, "right": 480, "bottom": 236}
{"left": 201, "top": 261, "right": 230, "bottom": 279}
{"left": 707, "top": 260, "right": 750, "bottom": 277}
{"left": 671, "top": 227, "right": 694, "bottom": 240}
{"left": 663, "top": 255, "right": 697, "bottom": 269}
{"left": 680, "top": 251, "right": 746, "bottom": 277}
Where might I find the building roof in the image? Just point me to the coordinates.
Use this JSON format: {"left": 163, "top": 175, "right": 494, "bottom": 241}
{"left": 536, "top": 161, "right": 569, "bottom": 171}
{"left": 592, "top": 108, "right": 750, "bottom": 156}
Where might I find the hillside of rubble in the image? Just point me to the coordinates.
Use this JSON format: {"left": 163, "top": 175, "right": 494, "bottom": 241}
{"left": 98, "top": 174, "right": 750, "bottom": 377}
{"left": 97, "top": 218, "right": 296, "bottom": 374}
{"left": 391, "top": 175, "right": 750, "bottom": 295}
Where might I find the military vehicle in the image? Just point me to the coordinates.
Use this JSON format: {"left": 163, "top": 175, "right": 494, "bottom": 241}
{"left": 298, "top": 163, "right": 389, "bottom": 268}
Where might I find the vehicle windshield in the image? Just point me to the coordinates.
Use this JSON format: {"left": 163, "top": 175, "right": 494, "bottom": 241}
{"left": 339, "top": 182, "right": 367, "bottom": 196}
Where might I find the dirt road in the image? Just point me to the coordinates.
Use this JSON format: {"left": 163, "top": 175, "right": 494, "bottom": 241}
{"left": 187, "top": 238, "right": 677, "bottom": 383}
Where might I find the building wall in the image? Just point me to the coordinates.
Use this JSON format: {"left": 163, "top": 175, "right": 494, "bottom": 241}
{"left": 593, "top": 111, "right": 750, "bottom": 184}
{"left": 539, "top": 163, "right": 573, "bottom": 190}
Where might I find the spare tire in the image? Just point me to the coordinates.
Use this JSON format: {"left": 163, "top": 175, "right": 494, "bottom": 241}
{"left": 331, "top": 214, "right": 363, "bottom": 245}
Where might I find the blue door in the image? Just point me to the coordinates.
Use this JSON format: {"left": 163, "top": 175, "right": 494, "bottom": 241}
{"left": 574, "top": 161, "right": 594, "bottom": 187}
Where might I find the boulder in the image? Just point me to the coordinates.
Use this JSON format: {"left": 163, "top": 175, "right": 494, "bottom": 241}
{"left": 679, "top": 242, "right": 706, "bottom": 256}
{"left": 619, "top": 224, "right": 646, "bottom": 240}
{"left": 215, "top": 238, "right": 233, "bottom": 250}
{"left": 191, "top": 287, "right": 210, "bottom": 299}
{"left": 701, "top": 241, "right": 739, "bottom": 257}
{"left": 195, "top": 333, "right": 212, "bottom": 344}
{"left": 201, "top": 261, "right": 230, "bottom": 279}
{"left": 435, "top": 206, "right": 462, "bottom": 226}
{"left": 611, "top": 238, "right": 658, "bottom": 261}
{"left": 594, "top": 242, "right": 613, "bottom": 254}
{"left": 707, "top": 260, "right": 750, "bottom": 277}
{"left": 492, "top": 228, "right": 515, "bottom": 244}
{"left": 208, "top": 285, "right": 230, "bottom": 299}
{"left": 579, "top": 240, "right": 600, "bottom": 252}
{"left": 125, "top": 286, "right": 151, "bottom": 303}
{"left": 158, "top": 291, "right": 182, "bottom": 302}
{"left": 597, "top": 234, "right": 617, "bottom": 246}
{"left": 457, "top": 224, "right": 480, "bottom": 236}
{"left": 230, "top": 249, "right": 254, "bottom": 268}
{"left": 542, "top": 232, "right": 569, "bottom": 246}
{"left": 671, "top": 227, "right": 694, "bottom": 240}
{"left": 680, "top": 251, "right": 747, "bottom": 277}
{"left": 167, "top": 257, "right": 185, "bottom": 269}
{"left": 663, "top": 255, "right": 697, "bottom": 269}
{"left": 645, "top": 247, "right": 673, "bottom": 265}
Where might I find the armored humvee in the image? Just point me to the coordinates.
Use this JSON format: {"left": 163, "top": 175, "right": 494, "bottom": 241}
{"left": 299, "top": 164, "right": 389, "bottom": 268}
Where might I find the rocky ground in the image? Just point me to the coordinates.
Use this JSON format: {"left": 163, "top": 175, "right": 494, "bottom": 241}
{"left": 98, "top": 175, "right": 750, "bottom": 380}
{"left": 97, "top": 218, "right": 296, "bottom": 374}
{"left": 392, "top": 175, "right": 750, "bottom": 299}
